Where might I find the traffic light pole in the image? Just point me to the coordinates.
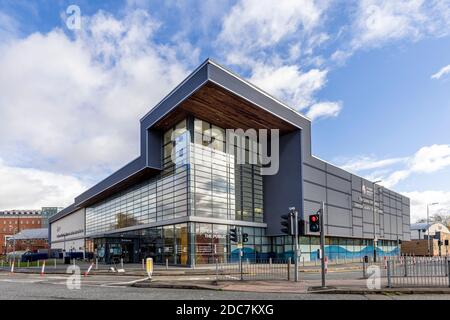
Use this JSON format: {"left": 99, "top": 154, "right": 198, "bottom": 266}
{"left": 320, "top": 201, "right": 326, "bottom": 288}
{"left": 294, "top": 209, "right": 299, "bottom": 282}
{"left": 239, "top": 227, "right": 243, "bottom": 281}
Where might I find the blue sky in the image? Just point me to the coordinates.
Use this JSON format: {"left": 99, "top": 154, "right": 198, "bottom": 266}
{"left": 0, "top": 0, "right": 449, "bottom": 222}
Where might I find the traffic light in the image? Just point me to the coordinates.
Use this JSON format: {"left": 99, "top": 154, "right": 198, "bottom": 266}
{"left": 242, "top": 233, "right": 249, "bottom": 243}
{"left": 281, "top": 213, "right": 295, "bottom": 236}
{"left": 229, "top": 228, "right": 238, "bottom": 243}
{"left": 309, "top": 210, "right": 320, "bottom": 233}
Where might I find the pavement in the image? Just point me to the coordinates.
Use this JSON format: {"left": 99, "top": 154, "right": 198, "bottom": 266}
{"left": 1, "top": 272, "right": 450, "bottom": 300}
{"left": 0, "top": 260, "right": 363, "bottom": 276}
{"left": 2, "top": 261, "right": 450, "bottom": 296}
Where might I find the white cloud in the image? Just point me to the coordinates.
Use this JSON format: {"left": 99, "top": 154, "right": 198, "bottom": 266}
{"left": 249, "top": 63, "right": 328, "bottom": 109}
{"left": 306, "top": 101, "right": 342, "bottom": 120}
{"left": 329, "top": 0, "right": 450, "bottom": 64}
{"left": 410, "top": 144, "right": 450, "bottom": 173}
{"left": 0, "top": 9, "right": 196, "bottom": 210}
{"left": 351, "top": 0, "right": 450, "bottom": 50}
{"left": 401, "top": 190, "right": 450, "bottom": 223}
{"left": 431, "top": 64, "right": 450, "bottom": 80}
{"left": 217, "top": 0, "right": 336, "bottom": 118}
{"left": 0, "top": 158, "right": 86, "bottom": 210}
{"left": 0, "top": 10, "right": 19, "bottom": 40}
{"left": 218, "top": 0, "right": 326, "bottom": 53}
{"left": 339, "top": 144, "right": 450, "bottom": 188}
{"left": 0, "top": 9, "right": 190, "bottom": 180}
{"left": 340, "top": 156, "right": 408, "bottom": 172}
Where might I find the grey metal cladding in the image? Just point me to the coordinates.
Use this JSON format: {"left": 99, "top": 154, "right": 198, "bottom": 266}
{"left": 326, "top": 163, "right": 351, "bottom": 180}
{"left": 264, "top": 130, "right": 303, "bottom": 236}
{"left": 327, "top": 189, "right": 351, "bottom": 209}
{"left": 303, "top": 164, "right": 326, "bottom": 185}
{"left": 327, "top": 173, "right": 351, "bottom": 194}
{"left": 48, "top": 203, "right": 76, "bottom": 224}
{"left": 353, "top": 226, "right": 363, "bottom": 237}
{"left": 146, "top": 128, "right": 163, "bottom": 169}
{"left": 351, "top": 175, "right": 362, "bottom": 190}
{"left": 303, "top": 181, "right": 326, "bottom": 202}
{"left": 327, "top": 206, "right": 351, "bottom": 227}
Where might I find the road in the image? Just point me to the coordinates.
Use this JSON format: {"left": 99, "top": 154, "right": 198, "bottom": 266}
{"left": 0, "top": 272, "right": 450, "bottom": 300}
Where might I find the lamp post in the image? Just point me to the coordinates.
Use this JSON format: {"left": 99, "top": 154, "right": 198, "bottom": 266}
{"left": 372, "top": 180, "right": 382, "bottom": 262}
{"left": 427, "top": 202, "right": 439, "bottom": 256}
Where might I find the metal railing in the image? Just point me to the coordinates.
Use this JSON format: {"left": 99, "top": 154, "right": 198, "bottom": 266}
{"left": 363, "top": 255, "right": 450, "bottom": 288}
{"left": 216, "top": 258, "right": 292, "bottom": 281}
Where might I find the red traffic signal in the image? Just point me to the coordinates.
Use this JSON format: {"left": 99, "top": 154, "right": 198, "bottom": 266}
{"left": 309, "top": 211, "right": 320, "bottom": 233}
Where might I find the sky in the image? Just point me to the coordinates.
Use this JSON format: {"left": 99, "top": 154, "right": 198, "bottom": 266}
{"left": 0, "top": 0, "right": 449, "bottom": 223}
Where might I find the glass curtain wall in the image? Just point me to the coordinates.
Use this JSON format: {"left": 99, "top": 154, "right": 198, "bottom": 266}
{"left": 85, "top": 119, "right": 189, "bottom": 236}
{"left": 190, "top": 118, "right": 264, "bottom": 223}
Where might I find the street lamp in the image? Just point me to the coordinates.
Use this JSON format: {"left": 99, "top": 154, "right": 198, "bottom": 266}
{"left": 427, "top": 202, "right": 439, "bottom": 256}
{"left": 373, "top": 180, "right": 382, "bottom": 262}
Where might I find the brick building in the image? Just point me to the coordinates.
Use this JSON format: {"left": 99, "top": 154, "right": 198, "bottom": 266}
{"left": 0, "top": 210, "right": 43, "bottom": 255}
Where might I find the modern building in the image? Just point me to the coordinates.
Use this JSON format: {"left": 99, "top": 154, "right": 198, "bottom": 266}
{"left": 0, "top": 210, "right": 43, "bottom": 254}
{"left": 41, "top": 207, "right": 63, "bottom": 228}
{"left": 49, "top": 59, "right": 410, "bottom": 266}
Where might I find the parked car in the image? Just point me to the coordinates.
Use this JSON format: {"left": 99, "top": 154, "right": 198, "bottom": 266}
{"left": 6, "top": 251, "right": 28, "bottom": 261}
{"left": 21, "top": 252, "right": 48, "bottom": 262}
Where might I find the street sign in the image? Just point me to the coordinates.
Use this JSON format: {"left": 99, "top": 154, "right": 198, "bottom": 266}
{"left": 146, "top": 258, "right": 153, "bottom": 279}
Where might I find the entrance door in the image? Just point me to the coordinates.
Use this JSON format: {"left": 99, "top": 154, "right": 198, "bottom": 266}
{"left": 121, "top": 242, "right": 134, "bottom": 263}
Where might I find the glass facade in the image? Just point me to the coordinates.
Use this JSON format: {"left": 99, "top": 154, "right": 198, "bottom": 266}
{"left": 83, "top": 116, "right": 400, "bottom": 265}
{"left": 190, "top": 118, "right": 263, "bottom": 222}
{"left": 85, "top": 119, "right": 189, "bottom": 235}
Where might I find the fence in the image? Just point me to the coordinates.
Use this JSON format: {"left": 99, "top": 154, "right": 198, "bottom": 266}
{"left": 363, "top": 255, "right": 450, "bottom": 288}
{"left": 216, "top": 258, "right": 293, "bottom": 281}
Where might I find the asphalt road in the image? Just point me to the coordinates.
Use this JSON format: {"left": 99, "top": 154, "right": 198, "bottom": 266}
{"left": 1, "top": 272, "right": 450, "bottom": 300}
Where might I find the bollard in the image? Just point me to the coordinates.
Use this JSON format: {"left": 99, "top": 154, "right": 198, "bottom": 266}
{"left": 404, "top": 256, "right": 408, "bottom": 277}
{"left": 37, "top": 260, "right": 40, "bottom": 268}
{"left": 54, "top": 258, "right": 57, "bottom": 269}
{"left": 120, "top": 258, "right": 124, "bottom": 269}
{"left": 73, "top": 259, "right": 76, "bottom": 267}
{"left": 448, "top": 260, "right": 450, "bottom": 288}
{"left": 302, "top": 257, "right": 305, "bottom": 267}
{"left": 215, "top": 258, "right": 219, "bottom": 281}
{"left": 387, "top": 260, "right": 392, "bottom": 288}
{"left": 85, "top": 262, "right": 94, "bottom": 277}
{"left": 142, "top": 259, "right": 145, "bottom": 270}
{"left": 269, "top": 257, "right": 272, "bottom": 266}
{"left": 95, "top": 258, "right": 98, "bottom": 270}
{"left": 363, "top": 259, "right": 367, "bottom": 279}
{"left": 287, "top": 257, "right": 291, "bottom": 281}
{"left": 17, "top": 260, "right": 20, "bottom": 268}
{"left": 40, "top": 260, "right": 46, "bottom": 276}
